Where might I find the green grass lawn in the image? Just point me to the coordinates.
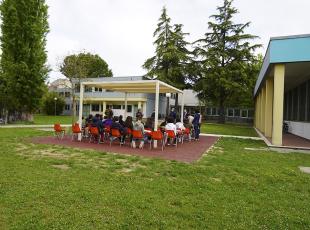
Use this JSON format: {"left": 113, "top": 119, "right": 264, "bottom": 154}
{"left": 9, "top": 115, "right": 75, "bottom": 125}
{"left": 1, "top": 128, "right": 310, "bottom": 229}
{"left": 201, "top": 122, "right": 257, "bottom": 137}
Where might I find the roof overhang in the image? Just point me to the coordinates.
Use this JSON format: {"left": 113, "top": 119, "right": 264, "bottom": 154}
{"left": 81, "top": 80, "right": 183, "bottom": 94}
{"left": 254, "top": 34, "right": 310, "bottom": 97}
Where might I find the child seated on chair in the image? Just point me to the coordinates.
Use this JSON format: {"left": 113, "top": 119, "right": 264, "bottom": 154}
{"left": 132, "top": 118, "right": 145, "bottom": 149}
{"left": 111, "top": 116, "right": 125, "bottom": 143}
{"left": 165, "top": 116, "right": 177, "bottom": 145}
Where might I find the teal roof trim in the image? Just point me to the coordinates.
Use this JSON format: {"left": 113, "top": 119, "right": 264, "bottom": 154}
{"left": 270, "top": 37, "right": 310, "bottom": 63}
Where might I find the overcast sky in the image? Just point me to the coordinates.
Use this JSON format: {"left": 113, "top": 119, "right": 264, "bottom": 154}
{"left": 46, "top": 0, "right": 310, "bottom": 82}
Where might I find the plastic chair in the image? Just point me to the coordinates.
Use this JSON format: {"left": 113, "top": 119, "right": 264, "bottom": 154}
{"left": 89, "top": 126, "right": 100, "bottom": 144}
{"left": 132, "top": 130, "right": 144, "bottom": 149}
{"left": 149, "top": 130, "right": 165, "bottom": 151}
{"left": 165, "top": 130, "right": 177, "bottom": 147}
{"left": 110, "top": 128, "right": 122, "bottom": 146}
{"left": 104, "top": 126, "right": 111, "bottom": 140}
{"left": 183, "top": 128, "right": 191, "bottom": 142}
{"left": 71, "top": 123, "right": 82, "bottom": 141}
{"left": 54, "top": 123, "right": 65, "bottom": 140}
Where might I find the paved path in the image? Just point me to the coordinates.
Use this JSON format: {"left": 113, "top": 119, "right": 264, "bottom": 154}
{"left": 200, "top": 133, "right": 262, "bottom": 140}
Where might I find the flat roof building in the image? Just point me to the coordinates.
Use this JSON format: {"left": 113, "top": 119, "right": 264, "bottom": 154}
{"left": 254, "top": 34, "right": 310, "bottom": 147}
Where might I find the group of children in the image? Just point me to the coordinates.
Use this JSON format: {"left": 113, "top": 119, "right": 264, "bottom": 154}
{"left": 82, "top": 108, "right": 201, "bottom": 149}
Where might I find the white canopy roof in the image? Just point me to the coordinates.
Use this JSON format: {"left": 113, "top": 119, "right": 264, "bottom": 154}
{"left": 82, "top": 79, "right": 183, "bottom": 94}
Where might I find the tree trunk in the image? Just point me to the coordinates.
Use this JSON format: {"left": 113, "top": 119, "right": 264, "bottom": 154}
{"left": 218, "top": 100, "right": 225, "bottom": 124}
{"left": 166, "top": 97, "right": 170, "bottom": 116}
{"left": 174, "top": 93, "right": 179, "bottom": 114}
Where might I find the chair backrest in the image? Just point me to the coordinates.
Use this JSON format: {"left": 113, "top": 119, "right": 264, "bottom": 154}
{"left": 90, "top": 127, "right": 99, "bottom": 135}
{"left": 132, "top": 130, "right": 144, "bottom": 139}
{"left": 111, "top": 128, "right": 121, "bottom": 137}
{"left": 184, "top": 128, "right": 190, "bottom": 134}
{"left": 105, "top": 126, "right": 111, "bottom": 133}
{"left": 126, "top": 128, "right": 132, "bottom": 135}
{"left": 151, "top": 130, "right": 163, "bottom": 140}
{"left": 54, "top": 123, "right": 62, "bottom": 132}
{"left": 166, "top": 130, "right": 176, "bottom": 138}
{"left": 72, "top": 123, "right": 81, "bottom": 133}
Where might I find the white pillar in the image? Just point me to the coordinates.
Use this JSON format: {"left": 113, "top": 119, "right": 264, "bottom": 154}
{"left": 78, "top": 83, "right": 84, "bottom": 141}
{"left": 138, "top": 101, "right": 142, "bottom": 109}
{"left": 180, "top": 91, "right": 184, "bottom": 123}
{"left": 124, "top": 92, "right": 128, "bottom": 118}
{"left": 154, "top": 81, "right": 160, "bottom": 148}
{"left": 143, "top": 102, "right": 147, "bottom": 117}
{"left": 102, "top": 101, "right": 106, "bottom": 115}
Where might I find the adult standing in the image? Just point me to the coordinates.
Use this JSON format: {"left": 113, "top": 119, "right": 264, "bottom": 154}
{"left": 193, "top": 110, "right": 201, "bottom": 141}
{"left": 169, "top": 108, "right": 177, "bottom": 122}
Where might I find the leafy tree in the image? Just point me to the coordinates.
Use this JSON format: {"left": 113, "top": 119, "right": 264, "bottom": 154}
{"left": 0, "top": 0, "right": 49, "bottom": 121}
{"left": 59, "top": 52, "right": 112, "bottom": 123}
{"left": 194, "top": 0, "right": 261, "bottom": 123}
{"left": 143, "top": 7, "right": 192, "bottom": 112}
{"left": 42, "top": 91, "right": 65, "bottom": 116}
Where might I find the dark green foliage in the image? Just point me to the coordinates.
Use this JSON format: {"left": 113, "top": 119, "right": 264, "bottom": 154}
{"left": 143, "top": 7, "right": 192, "bottom": 94}
{"left": 42, "top": 92, "right": 65, "bottom": 115}
{"left": 0, "top": 0, "right": 49, "bottom": 115}
{"left": 59, "top": 52, "right": 112, "bottom": 123}
{"left": 193, "top": 0, "right": 261, "bottom": 123}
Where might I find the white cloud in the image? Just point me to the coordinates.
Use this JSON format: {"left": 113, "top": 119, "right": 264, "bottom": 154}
{"left": 46, "top": 0, "right": 310, "bottom": 81}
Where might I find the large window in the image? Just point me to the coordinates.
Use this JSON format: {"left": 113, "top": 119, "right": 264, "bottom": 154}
{"left": 227, "top": 108, "right": 234, "bottom": 117}
{"left": 65, "top": 104, "right": 70, "bottom": 111}
{"left": 91, "top": 104, "right": 100, "bottom": 112}
{"left": 65, "top": 92, "right": 70, "bottom": 98}
{"left": 234, "top": 109, "right": 240, "bottom": 117}
{"left": 241, "top": 110, "right": 248, "bottom": 118}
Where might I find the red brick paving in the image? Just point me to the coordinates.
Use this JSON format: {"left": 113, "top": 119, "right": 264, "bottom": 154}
{"left": 32, "top": 135, "right": 219, "bottom": 163}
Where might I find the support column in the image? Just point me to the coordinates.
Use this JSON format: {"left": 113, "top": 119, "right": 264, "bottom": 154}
{"left": 272, "top": 64, "right": 285, "bottom": 146}
{"left": 254, "top": 96, "right": 258, "bottom": 128}
{"left": 180, "top": 92, "right": 184, "bottom": 123}
{"left": 154, "top": 81, "right": 160, "bottom": 148}
{"left": 78, "top": 83, "right": 84, "bottom": 141}
{"left": 102, "top": 101, "right": 106, "bottom": 115}
{"left": 138, "top": 101, "right": 142, "bottom": 109}
{"left": 261, "top": 86, "right": 266, "bottom": 133}
{"left": 124, "top": 92, "right": 128, "bottom": 118}
{"left": 142, "top": 102, "right": 147, "bottom": 117}
{"left": 257, "top": 93, "right": 261, "bottom": 131}
{"left": 265, "top": 78, "right": 273, "bottom": 138}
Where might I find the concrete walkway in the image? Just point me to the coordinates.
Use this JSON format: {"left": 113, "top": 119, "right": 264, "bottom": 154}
{"left": 200, "top": 133, "right": 262, "bottom": 140}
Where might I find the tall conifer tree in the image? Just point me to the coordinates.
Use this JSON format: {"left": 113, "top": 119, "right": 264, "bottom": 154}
{"left": 0, "top": 0, "right": 49, "bottom": 121}
{"left": 143, "top": 7, "right": 191, "bottom": 111}
{"left": 194, "top": 0, "right": 260, "bottom": 123}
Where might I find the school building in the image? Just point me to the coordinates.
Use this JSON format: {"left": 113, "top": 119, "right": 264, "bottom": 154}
{"left": 254, "top": 34, "right": 310, "bottom": 147}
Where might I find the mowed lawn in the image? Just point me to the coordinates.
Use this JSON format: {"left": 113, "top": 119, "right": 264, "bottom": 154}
{"left": 201, "top": 122, "right": 257, "bottom": 137}
{"left": 8, "top": 115, "right": 76, "bottom": 125}
{"left": 0, "top": 129, "right": 310, "bottom": 229}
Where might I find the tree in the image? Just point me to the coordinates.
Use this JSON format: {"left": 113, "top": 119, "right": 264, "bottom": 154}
{"left": 0, "top": 0, "right": 49, "bottom": 121}
{"left": 143, "top": 7, "right": 191, "bottom": 113}
{"left": 59, "top": 52, "right": 113, "bottom": 123}
{"left": 42, "top": 92, "right": 65, "bottom": 115}
{"left": 193, "top": 0, "right": 261, "bottom": 123}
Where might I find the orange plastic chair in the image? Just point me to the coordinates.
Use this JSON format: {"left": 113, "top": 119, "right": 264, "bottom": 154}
{"left": 165, "top": 130, "right": 177, "bottom": 147}
{"left": 150, "top": 130, "right": 165, "bottom": 151}
{"left": 89, "top": 127, "right": 100, "bottom": 143}
{"left": 110, "top": 128, "right": 122, "bottom": 146}
{"left": 104, "top": 126, "right": 111, "bottom": 140}
{"left": 183, "top": 128, "right": 191, "bottom": 142}
{"left": 71, "top": 123, "right": 82, "bottom": 141}
{"left": 132, "top": 130, "right": 144, "bottom": 149}
{"left": 54, "top": 123, "right": 65, "bottom": 140}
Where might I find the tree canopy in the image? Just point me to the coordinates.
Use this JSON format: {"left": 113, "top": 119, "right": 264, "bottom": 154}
{"left": 193, "top": 0, "right": 261, "bottom": 123}
{"left": 0, "top": 0, "right": 49, "bottom": 120}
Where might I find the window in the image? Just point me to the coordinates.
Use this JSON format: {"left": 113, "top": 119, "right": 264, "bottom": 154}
{"left": 85, "top": 86, "right": 92, "bottom": 92}
{"left": 206, "top": 108, "right": 212, "bottom": 116}
{"left": 59, "top": 92, "right": 64, "bottom": 97}
{"left": 91, "top": 104, "right": 100, "bottom": 112}
{"left": 211, "top": 108, "right": 217, "bottom": 116}
{"left": 127, "top": 105, "right": 132, "bottom": 113}
{"left": 308, "top": 80, "right": 310, "bottom": 121}
{"left": 65, "top": 92, "right": 70, "bottom": 98}
{"left": 113, "top": 105, "right": 121, "bottom": 110}
{"left": 241, "top": 110, "right": 248, "bottom": 118}
{"left": 227, "top": 108, "right": 234, "bottom": 117}
{"left": 292, "top": 88, "right": 298, "bottom": 121}
{"left": 65, "top": 104, "right": 70, "bottom": 110}
{"left": 299, "top": 83, "right": 306, "bottom": 121}
{"left": 234, "top": 109, "right": 240, "bottom": 117}
{"left": 94, "top": 87, "right": 103, "bottom": 92}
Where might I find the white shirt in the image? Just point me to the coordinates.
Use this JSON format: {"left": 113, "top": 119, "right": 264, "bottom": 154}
{"left": 165, "top": 123, "right": 177, "bottom": 134}
{"left": 175, "top": 122, "right": 185, "bottom": 130}
{"left": 188, "top": 115, "right": 194, "bottom": 125}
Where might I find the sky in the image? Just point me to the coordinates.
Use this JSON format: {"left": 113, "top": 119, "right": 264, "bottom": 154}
{"left": 46, "top": 0, "right": 310, "bottom": 82}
